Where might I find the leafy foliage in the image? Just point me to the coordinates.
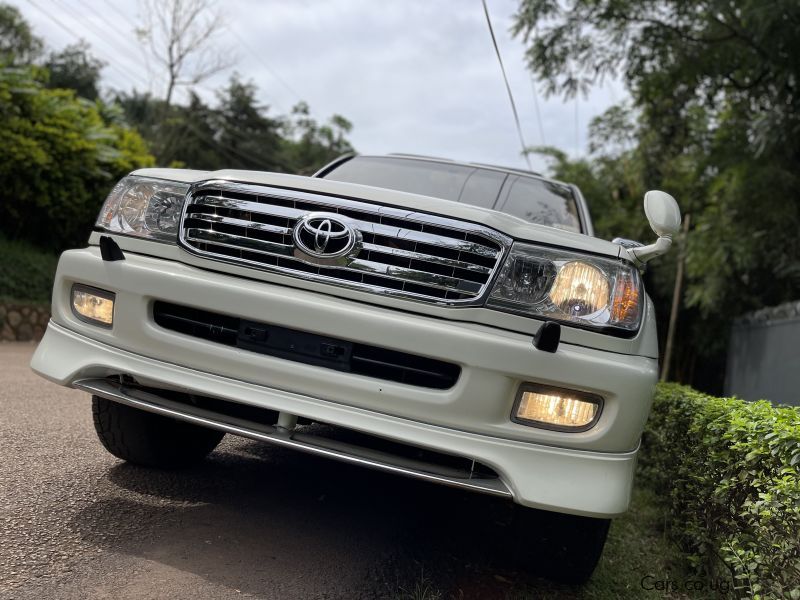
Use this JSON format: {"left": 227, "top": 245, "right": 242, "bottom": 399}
{"left": 640, "top": 384, "right": 800, "bottom": 599}
{"left": 0, "top": 4, "right": 41, "bottom": 65}
{"left": 0, "top": 5, "right": 354, "bottom": 255}
{"left": 515, "top": 0, "right": 800, "bottom": 391}
{"left": 0, "top": 235, "right": 58, "bottom": 302}
{"left": 44, "top": 42, "right": 105, "bottom": 100}
{"left": 115, "top": 82, "right": 354, "bottom": 176}
{"left": 0, "top": 65, "right": 154, "bottom": 250}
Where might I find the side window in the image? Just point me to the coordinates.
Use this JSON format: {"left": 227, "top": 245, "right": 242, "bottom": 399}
{"left": 497, "top": 176, "right": 582, "bottom": 232}
{"left": 457, "top": 169, "right": 507, "bottom": 208}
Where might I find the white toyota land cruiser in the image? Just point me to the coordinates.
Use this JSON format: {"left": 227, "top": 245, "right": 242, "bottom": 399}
{"left": 31, "top": 153, "right": 680, "bottom": 583}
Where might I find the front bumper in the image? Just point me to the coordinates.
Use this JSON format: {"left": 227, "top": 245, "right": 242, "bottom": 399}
{"left": 32, "top": 246, "right": 658, "bottom": 516}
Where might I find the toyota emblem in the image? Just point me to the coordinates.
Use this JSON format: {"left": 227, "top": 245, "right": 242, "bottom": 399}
{"left": 293, "top": 212, "right": 360, "bottom": 261}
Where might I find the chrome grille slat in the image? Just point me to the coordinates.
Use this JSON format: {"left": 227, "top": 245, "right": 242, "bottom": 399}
{"left": 179, "top": 180, "right": 512, "bottom": 305}
{"left": 346, "top": 259, "right": 483, "bottom": 294}
{"left": 348, "top": 220, "right": 498, "bottom": 258}
{"left": 196, "top": 195, "right": 306, "bottom": 220}
{"left": 360, "top": 243, "right": 491, "bottom": 274}
{"left": 185, "top": 229, "right": 294, "bottom": 256}
{"left": 185, "top": 213, "right": 293, "bottom": 236}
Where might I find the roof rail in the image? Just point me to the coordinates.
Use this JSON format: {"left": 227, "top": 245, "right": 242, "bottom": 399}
{"left": 470, "top": 162, "right": 542, "bottom": 177}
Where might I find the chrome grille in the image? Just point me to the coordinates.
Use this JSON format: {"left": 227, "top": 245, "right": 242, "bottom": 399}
{"left": 178, "top": 181, "right": 510, "bottom": 304}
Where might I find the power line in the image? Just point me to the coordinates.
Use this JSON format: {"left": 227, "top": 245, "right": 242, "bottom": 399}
{"left": 102, "top": 0, "right": 164, "bottom": 93}
{"left": 529, "top": 75, "right": 547, "bottom": 146}
{"left": 225, "top": 24, "right": 303, "bottom": 111}
{"left": 574, "top": 91, "right": 579, "bottom": 157}
{"left": 69, "top": 0, "right": 166, "bottom": 91}
{"left": 26, "top": 0, "right": 297, "bottom": 168}
{"left": 481, "top": 0, "right": 533, "bottom": 171}
{"left": 25, "top": 0, "right": 151, "bottom": 90}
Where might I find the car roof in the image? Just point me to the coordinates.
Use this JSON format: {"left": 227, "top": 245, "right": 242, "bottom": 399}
{"left": 387, "top": 152, "right": 544, "bottom": 178}
{"left": 316, "top": 152, "right": 573, "bottom": 189}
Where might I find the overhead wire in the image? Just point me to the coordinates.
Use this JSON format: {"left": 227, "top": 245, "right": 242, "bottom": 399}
{"left": 481, "top": 0, "right": 533, "bottom": 171}
{"left": 43, "top": 0, "right": 155, "bottom": 91}
{"left": 69, "top": 0, "right": 167, "bottom": 93}
{"left": 26, "top": 0, "right": 284, "bottom": 160}
{"left": 529, "top": 75, "right": 547, "bottom": 147}
{"left": 25, "top": 1, "right": 313, "bottom": 171}
{"left": 24, "top": 0, "right": 150, "bottom": 90}
{"left": 103, "top": 0, "right": 164, "bottom": 92}
{"left": 225, "top": 25, "right": 303, "bottom": 107}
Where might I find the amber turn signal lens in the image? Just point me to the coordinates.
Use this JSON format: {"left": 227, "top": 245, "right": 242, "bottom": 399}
{"left": 610, "top": 269, "right": 641, "bottom": 326}
{"left": 514, "top": 384, "right": 601, "bottom": 430}
{"left": 71, "top": 285, "right": 115, "bottom": 327}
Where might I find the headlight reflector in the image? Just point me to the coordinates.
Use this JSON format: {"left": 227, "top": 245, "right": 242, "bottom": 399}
{"left": 549, "top": 261, "right": 610, "bottom": 317}
{"left": 487, "top": 243, "right": 642, "bottom": 332}
{"left": 96, "top": 176, "right": 188, "bottom": 242}
{"left": 513, "top": 384, "right": 602, "bottom": 430}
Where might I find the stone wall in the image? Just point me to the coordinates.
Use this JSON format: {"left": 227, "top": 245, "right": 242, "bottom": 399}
{"left": 0, "top": 303, "right": 50, "bottom": 342}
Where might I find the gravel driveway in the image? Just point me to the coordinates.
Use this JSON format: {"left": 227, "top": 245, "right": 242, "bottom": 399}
{"left": 0, "top": 342, "right": 552, "bottom": 600}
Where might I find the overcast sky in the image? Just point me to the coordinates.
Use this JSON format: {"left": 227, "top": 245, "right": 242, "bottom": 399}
{"left": 17, "top": 0, "right": 626, "bottom": 173}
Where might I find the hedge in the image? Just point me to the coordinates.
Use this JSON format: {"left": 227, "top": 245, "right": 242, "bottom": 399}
{"left": 0, "top": 237, "right": 58, "bottom": 302}
{"left": 640, "top": 383, "right": 800, "bottom": 599}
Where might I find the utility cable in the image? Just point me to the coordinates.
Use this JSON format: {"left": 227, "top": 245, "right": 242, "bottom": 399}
{"left": 481, "top": 0, "right": 533, "bottom": 171}
{"left": 529, "top": 75, "right": 547, "bottom": 147}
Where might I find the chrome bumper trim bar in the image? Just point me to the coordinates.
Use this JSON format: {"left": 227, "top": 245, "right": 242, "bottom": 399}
{"left": 74, "top": 377, "right": 512, "bottom": 499}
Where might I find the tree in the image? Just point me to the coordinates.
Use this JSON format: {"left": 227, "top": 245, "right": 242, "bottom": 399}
{"left": 215, "top": 75, "right": 285, "bottom": 171}
{"left": 514, "top": 0, "right": 800, "bottom": 391}
{"left": 136, "top": 0, "right": 232, "bottom": 105}
{"left": 44, "top": 42, "right": 105, "bottom": 100}
{"left": 0, "top": 66, "right": 153, "bottom": 250}
{"left": 280, "top": 102, "right": 354, "bottom": 174}
{"left": 0, "top": 3, "right": 41, "bottom": 65}
{"left": 117, "top": 77, "right": 355, "bottom": 175}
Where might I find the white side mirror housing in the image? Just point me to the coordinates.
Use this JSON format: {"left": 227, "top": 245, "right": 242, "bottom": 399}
{"left": 627, "top": 190, "right": 682, "bottom": 266}
{"left": 644, "top": 190, "right": 681, "bottom": 237}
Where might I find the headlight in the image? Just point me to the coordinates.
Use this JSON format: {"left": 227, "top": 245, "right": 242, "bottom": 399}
{"left": 96, "top": 175, "right": 189, "bottom": 242}
{"left": 487, "top": 243, "right": 642, "bottom": 332}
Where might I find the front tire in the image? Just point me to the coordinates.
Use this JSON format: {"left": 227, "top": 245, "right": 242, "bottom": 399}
{"left": 92, "top": 396, "right": 224, "bottom": 468}
{"left": 511, "top": 506, "right": 611, "bottom": 584}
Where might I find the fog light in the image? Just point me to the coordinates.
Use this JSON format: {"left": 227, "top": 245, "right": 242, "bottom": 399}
{"left": 71, "top": 285, "right": 115, "bottom": 327}
{"left": 513, "top": 384, "right": 602, "bottom": 431}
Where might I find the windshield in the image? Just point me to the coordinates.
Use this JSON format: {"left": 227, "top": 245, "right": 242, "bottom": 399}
{"left": 321, "top": 156, "right": 583, "bottom": 233}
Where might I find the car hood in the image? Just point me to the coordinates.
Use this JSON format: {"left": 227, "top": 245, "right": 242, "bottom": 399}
{"left": 133, "top": 167, "right": 625, "bottom": 259}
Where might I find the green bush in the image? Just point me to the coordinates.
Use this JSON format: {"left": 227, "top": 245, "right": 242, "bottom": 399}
{"left": 640, "top": 383, "right": 800, "bottom": 599}
{"left": 0, "top": 65, "right": 153, "bottom": 251}
{"left": 0, "top": 236, "right": 57, "bottom": 302}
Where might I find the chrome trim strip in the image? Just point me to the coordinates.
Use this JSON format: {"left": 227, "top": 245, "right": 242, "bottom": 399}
{"left": 179, "top": 180, "right": 513, "bottom": 306}
{"left": 184, "top": 212, "right": 293, "bottom": 236}
{"left": 75, "top": 377, "right": 512, "bottom": 498}
{"left": 185, "top": 229, "right": 293, "bottom": 256}
{"left": 346, "top": 258, "right": 483, "bottom": 294}
{"left": 196, "top": 195, "right": 305, "bottom": 220}
{"left": 361, "top": 242, "right": 492, "bottom": 273}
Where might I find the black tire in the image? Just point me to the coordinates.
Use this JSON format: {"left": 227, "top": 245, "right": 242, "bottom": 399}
{"left": 511, "top": 506, "right": 611, "bottom": 584}
{"left": 92, "top": 396, "right": 225, "bottom": 468}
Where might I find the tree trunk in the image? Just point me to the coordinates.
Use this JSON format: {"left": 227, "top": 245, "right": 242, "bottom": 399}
{"left": 660, "top": 213, "right": 691, "bottom": 382}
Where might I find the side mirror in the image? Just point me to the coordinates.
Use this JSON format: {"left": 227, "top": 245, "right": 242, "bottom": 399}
{"left": 626, "top": 190, "right": 682, "bottom": 266}
{"left": 644, "top": 190, "right": 681, "bottom": 237}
